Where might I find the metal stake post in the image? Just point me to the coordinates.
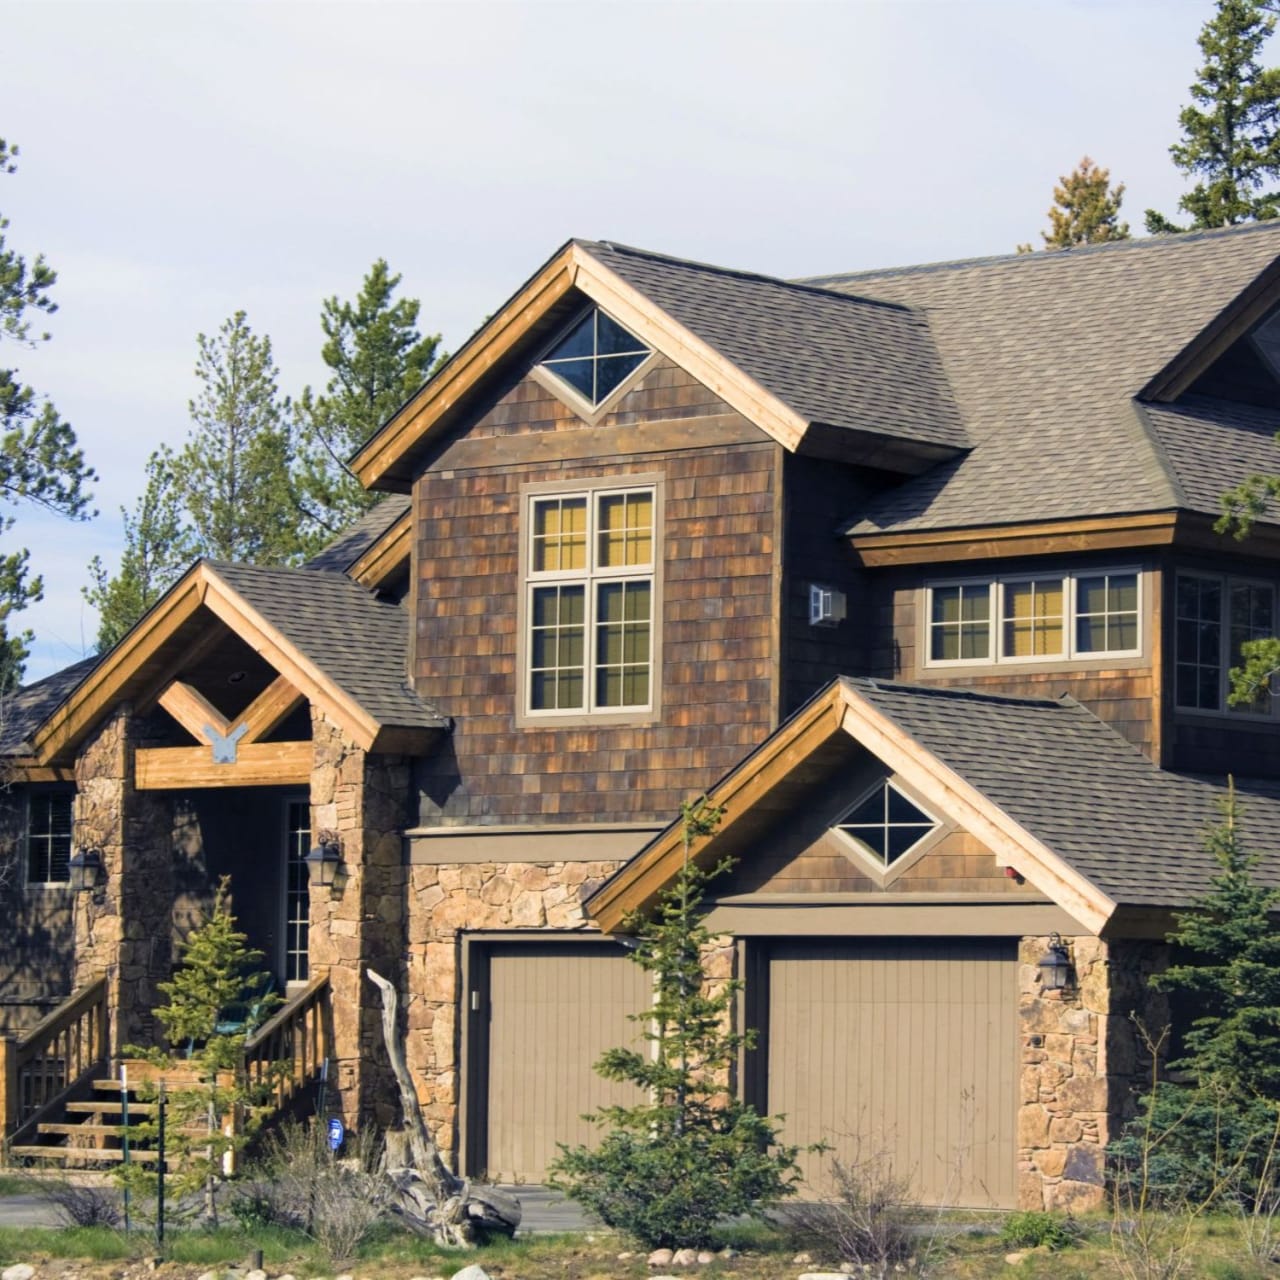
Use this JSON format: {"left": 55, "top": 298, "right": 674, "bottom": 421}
{"left": 120, "top": 1064, "right": 131, "bottom": 1234}
{"left": 156, "top": 1083, "right": 166, "bottom": 1247}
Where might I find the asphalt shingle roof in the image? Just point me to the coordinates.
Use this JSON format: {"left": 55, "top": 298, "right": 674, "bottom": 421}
{"left": 206, "top": 561, "right": 445, "bottom": 732}
{"left": 808, "top": 223, "right": 1280, "bottom": 534}
{"left": 575, "top": 239, "right": 967, "bottom": 454}
{"left": 0, "top": 656, "right": 102, "bottom": 755}
{"left": 305, "top": 495, "right": 411, "bottom": 574}
{"left": 844, "top": 676, "right": 1280, "bottom": 910}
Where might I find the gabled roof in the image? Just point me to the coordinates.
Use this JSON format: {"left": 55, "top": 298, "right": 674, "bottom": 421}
{"left": 586, "top": 676, "right": 1280, "bottom": 936}
{"left": 22, "top": 560, "right": 444, "bottom": 764}
{"left": 352, "top": 239, "right": 967, "bottom": 489}
{"left": 305, "top": 495, "right": 412, "bottom": 575}
{"left": 0, "top": 656, "right": 102, "bottom": 755}
{"left": 812, "top": 222, "right": 1280, "bottom": 535}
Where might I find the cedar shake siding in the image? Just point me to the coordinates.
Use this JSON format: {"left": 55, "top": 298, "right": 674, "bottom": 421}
{"left": 412, "top": 361, "right": 781, "bottom": 826}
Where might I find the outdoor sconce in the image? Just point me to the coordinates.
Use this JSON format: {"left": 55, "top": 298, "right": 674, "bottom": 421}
{"left": 1038, "top": 933, "right": 1073, "bottom": 992}
{"left": 69, "top": 847, "right": 104, "bottom": 895}
{"left": 305, "top": 830, "right": 345, "bottom": 893}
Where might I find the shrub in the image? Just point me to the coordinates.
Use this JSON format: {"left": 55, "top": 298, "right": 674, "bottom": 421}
{"left": 31, "top": 1180, "right": 122, "bottom": 1229}
{"left": 1000, "top": 1210, "right": 1081, "bottom": 1251}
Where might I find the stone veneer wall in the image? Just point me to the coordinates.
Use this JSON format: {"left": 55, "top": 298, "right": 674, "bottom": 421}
{"left": 308, "top": 710, "right": 412, "bottom": 1129}
{"left": 73, "top": 707, "right": 174, "bottom": 1053}
{"left": 404, "top": 858, "right": 625, "bottom": 1157}
{"left": 1018, "top": 935, "right": 1168, "bottom": 1211}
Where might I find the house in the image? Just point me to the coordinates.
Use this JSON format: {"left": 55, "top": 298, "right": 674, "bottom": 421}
{"left": 5, "top": 224, "right": 1280, "bottom": 1212}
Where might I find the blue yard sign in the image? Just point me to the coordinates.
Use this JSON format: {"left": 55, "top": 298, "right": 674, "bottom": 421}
{"left": 327, "top": 1116, "right": 345, "bottom": 1153}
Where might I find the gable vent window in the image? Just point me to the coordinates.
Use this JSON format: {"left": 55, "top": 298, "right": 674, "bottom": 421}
{"left": 834, "top": 780, "right": 939, "bottom": 867}
{"left": 541, "top": 309, "right": 650, "bottom": 407}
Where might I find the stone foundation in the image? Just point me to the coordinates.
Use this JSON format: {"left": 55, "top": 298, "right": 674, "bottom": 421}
{"left": 1018, "top": 935, "right": 1167, "bottom": 1211}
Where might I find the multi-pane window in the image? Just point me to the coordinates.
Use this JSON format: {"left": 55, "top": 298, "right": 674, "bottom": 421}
{"left": 926, "top": 569, "right": 1141, "bottom": 666}
{"left": 527, "top": 486, "right": 655, "bottom": 715}
{"left": 540, "top": 309, "right": 651, "bottom": 408}
{"left": 834, "top": 780, "right": 939, "bottom": 868}
{"left": 284, "top": 800, "right": 310, "bottom": 984}
{"left": 27, "top": 791, "right": 72, "bottom": 885}
{"left": 1176, "top": 573, "right": 1275, "bottom": 715}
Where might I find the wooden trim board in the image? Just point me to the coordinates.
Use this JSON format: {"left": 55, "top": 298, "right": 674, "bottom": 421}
{"left": 135, "top": 741, "right": 312, "bottom": 789}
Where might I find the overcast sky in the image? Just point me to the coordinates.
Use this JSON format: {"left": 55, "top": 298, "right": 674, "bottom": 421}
{"left": 1, "top": 0, "right": 1219, "bottom": 678}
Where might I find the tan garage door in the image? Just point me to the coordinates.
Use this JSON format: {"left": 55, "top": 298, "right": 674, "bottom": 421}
{"left": 482, "top": 942, "right": 648, "bottom": 1182}
{"left": 768, "top": 939, "right": 1017, "bottom": 1208}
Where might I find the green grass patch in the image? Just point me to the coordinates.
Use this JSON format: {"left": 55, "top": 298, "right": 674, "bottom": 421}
{"left": 166, "top": 1225, "right": 319, "bottom": 1266}
{"left": 0, "top": 1226, "right": 135, "bottom": 1265}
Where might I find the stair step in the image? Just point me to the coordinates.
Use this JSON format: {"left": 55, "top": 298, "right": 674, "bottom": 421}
{"left": 8, "top": 1145, "right": 161, "bottom": 1165}
{"left": 37, "top": 1123, "right": 124, "bottom": 1137}
{"left": 65, "top": 1100, "right": 159, "bottom": 1115}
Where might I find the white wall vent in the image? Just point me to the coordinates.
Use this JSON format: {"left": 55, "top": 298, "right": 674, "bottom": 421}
{"left": 808, "top": 583, "right": 846, "bottom": 628}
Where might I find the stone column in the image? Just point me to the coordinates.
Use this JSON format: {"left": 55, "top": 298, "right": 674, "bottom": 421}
{"left": 73, "top": 707, "right": 173, "bottom": 1055}
{"left": 309, "top": 710, "right": 411, "bottom": 1130}
{"left": 1017, "top": 934, "right": 1168, "bottom": 1211}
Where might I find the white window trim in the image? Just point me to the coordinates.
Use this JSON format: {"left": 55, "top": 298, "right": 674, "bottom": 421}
{"left": 829, "top": 777, "right": 948, "bottom": 888}
{"left": 519, "top": 479, "right": 661, "bottom": 722}
{"left": 528, "top": 305, "right": 660, "bottom": 426}
{"left": 924, "top": 566, "right": 1143, "bottom": 669}
{"left": 1174, "top": 569, "right": 1278, "bottom": 720}
{"left": 24, "top": 789, "right": 74, "bottom": 891}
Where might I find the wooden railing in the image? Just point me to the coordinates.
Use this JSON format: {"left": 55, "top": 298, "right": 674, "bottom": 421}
{"left": 0, "top": 976, "right": 108, "bottom": 1150}
{"left": 243, "top": 973, "right": 329, "bottom": 1111}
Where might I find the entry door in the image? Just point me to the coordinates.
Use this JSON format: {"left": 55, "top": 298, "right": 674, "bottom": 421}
{"left": 767, "top": 939, "right": 1017, "bottom": 1208}
{"left": 476, "top": 942, "right": 649, "bottom": 1182}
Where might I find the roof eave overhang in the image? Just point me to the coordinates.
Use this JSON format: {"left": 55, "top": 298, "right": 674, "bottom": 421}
{"left": 349, "top": 510, "right": 412, "bottom": 589}
{"left": 29, "top": 562, "right": 437, "bottom": 764}
{"left": 585, "top": 679, "right": 1115, "bottom": 936}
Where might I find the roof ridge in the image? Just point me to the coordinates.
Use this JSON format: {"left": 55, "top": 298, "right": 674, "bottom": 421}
{"left": 576, "top": 238, "right": 918, "bottom": 316}
{"left": 805, "top": 220, "right": 1280, "bottom": 286}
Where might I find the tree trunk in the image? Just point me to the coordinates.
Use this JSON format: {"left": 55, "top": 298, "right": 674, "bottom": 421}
{"left": 365, "top": 968, "right": 521, "bottom": 1244}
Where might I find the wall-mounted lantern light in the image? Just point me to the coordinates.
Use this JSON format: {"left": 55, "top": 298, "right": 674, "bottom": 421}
{"left": 305, "top": 830, "right": 345, "bottom": 892}
{"left": 1038, "top": 932, "right": 1072, "bottom": 992}
{"left": 69, "top": 847, "right": 104, "bottom": 895}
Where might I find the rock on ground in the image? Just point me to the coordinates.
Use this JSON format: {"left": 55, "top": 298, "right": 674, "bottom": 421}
{"left": 450, "top": 1266, "right": 493, "bottom": 1280}
{"left": 2, "top": 1266, "right": 35, "bottom": 1280}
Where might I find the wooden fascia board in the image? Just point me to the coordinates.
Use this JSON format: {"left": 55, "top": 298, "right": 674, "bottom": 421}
{"left": 351, "top": 249, "right": 578, "bottom": 490}
{"left": 586, "top": 688, "right": 848, "bottom": 932}
{"left": 200, "top": 571, "right": 381, "bottom": 752}
{"left": 1141, "top": 254, "right": 1280, "bottom": 403}
{"left": 568, "top": 245, "right": 809, "bottom": 452}
{"left": 5, "top": 760, "right": 75, "bottom": 783}
{"left": 837, "top": 690, "right": 1114, "bottom": 934}
{"left": 349, "top": 513, "right": 411, "bottom": 589}
{"left": 30, "top": 569, "right": 210, "bottom": 764}
{"left": 135, "top": 741, "right": 312, "bottom": 790}
{"left": 848, "top": 512, "right": 1179, "bottom": 567}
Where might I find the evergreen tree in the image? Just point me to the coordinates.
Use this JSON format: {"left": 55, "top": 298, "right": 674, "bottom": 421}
{"left": 83, "top": 451, "right": 191, "bottom": 651}
{"left": 173, "top": 311, "right": 300, "bottom": 564}
{"left": 551, "top": 797, "right": 803, "bottom": 1248}
{"left": 1153, "top": 780, "right": 1280, "bottom": 1097}
{"left": 0, "top": 138, "right": 96, "bottom": 686}
{"left": 1146, "top": 0, "right": 1280, "bottom": 233}
{"left": 296, "top": 260, "right": 442, "bottom": 540}
{"left": 1034, "top": 157, "right": 1131, "bottom": 249}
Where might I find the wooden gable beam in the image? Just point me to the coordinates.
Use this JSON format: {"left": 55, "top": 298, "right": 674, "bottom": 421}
{"left": 158, "top": 681, "right": 231, "bottom": 743}
{"left": 135, "top": 741, "right": 311, "bottom": 790}
{"left": 238, "top": 675, "right": 305, "bottom": 744}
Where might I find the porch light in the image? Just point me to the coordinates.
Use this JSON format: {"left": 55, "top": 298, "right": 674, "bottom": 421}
{"left": 69, "top": 847, "right": 104, "bottom": 894}
{"left": 1038, "top": 933, "right": 1072, "bottom": 992}
{"left": 305, "top": 832, "right": 344, "bottom": 890}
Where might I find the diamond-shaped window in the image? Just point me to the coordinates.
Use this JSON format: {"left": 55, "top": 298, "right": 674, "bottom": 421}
{"left": 542, "top": 309, "right": 650, "bottom": 406}
{"left": 834, "top": 780, "right": 939, "bottom": 867}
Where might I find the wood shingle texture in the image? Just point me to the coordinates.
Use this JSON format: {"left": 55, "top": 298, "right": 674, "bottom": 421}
{"left": 811, "top": 222, "right": 1280, "bottom": 534}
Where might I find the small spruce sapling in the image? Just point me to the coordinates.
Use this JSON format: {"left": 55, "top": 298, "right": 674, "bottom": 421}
{"left": 550, "top": 796, "right": 804, "bottom": 1248}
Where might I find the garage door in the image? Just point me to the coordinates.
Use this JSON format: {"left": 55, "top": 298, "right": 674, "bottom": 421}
{"left": 768, "top": 939, "right": 1017, "bottom": 1208}
{"left": 480, "top": 942, "right": 649, "bottom": 1182}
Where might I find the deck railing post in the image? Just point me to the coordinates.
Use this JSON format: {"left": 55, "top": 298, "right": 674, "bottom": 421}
{"left": 0, "top": 1034, "right": 17, "bottom": 1150}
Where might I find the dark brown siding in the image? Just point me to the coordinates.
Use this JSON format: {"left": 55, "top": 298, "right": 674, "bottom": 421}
{"left": 780, "top": 454, "right": 878, "bottom": 715}
{"left": 412, "top": 362, "right": 781, "bottom": 825}
{"left": 871, "top": 559, "right": 1159, "bottom": 758}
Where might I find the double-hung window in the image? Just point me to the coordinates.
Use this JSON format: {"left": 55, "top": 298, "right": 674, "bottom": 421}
{"left": 26, "top": 790, "right": 72, "bottom": 885}
{"left": 926, "top": 569, "right": 1141, "bottom": 667}
{"left": 525, "top": 485, "right": 656, "bottom": 716}
{"left": 1175, "top": 572, "right": 1276, "bottom": 715}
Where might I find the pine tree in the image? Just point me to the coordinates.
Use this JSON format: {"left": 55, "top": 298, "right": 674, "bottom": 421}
{"left": 0, "top": 138, "right": 96, "bottom": 686}
{"left": 296, "top": 260, "right": 442, "bottom": 541}
{"left": 1146, "top": 0, "right": 1280, "bottom": 233}
{"left": 173, "top": 311, "right": 301, "bottom": 564}
{"left": 1153, "top": 780, "right": 1280, "bottom": 1098}
{"left": 1037, "top": 157, "right": 1131, "bottom": 249}
{"left": 551, "top": 797, "right": 803, "bottom": 1247}
{"left": 83, "top": 451, "right": 192, "bottom": 651}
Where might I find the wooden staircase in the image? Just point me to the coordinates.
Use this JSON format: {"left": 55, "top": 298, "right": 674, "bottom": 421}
{"left": 3, "top": 974, "right": 330, "bottom": 1171}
